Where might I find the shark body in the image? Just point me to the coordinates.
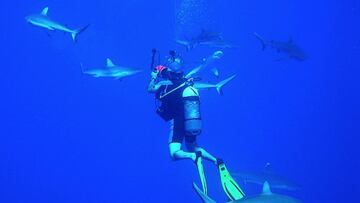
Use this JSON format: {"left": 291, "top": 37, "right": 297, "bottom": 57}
{"left": 194, "top": 181, "right": 302, "bottom": 203}
{"left": 193, "top": 74, "right": 236, "bottom": 95}
{"left": 185, "top": 51, "right": 224, "bottom": 79}
{"left": 254, "top": 32, "right": 306, "bottom": 61}
{"left": 82, "top": 58, "right": 142, "bottom": 80}
{"left": 232, "top": 170, "right": 300, "bottom": 191}
{"left": 158, "top": 74, "right": 236, "bottom": 95}
{"left": 232, "top": 163, "right": 300, "bottom": 191}
{"left": 176, "top": 29, "right": 233, "bottom": 51}
{"left": 25, "top": 7, "right": 89, "bottom": 42}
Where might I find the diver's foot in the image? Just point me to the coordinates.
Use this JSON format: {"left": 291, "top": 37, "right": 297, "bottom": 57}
{"left": 216, "top": 158, "right": 224, "bottom": 166}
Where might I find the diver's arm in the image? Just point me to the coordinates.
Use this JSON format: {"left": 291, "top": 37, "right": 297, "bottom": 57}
{"left": 147, "top": 71, "right": 159, "bottom": 93}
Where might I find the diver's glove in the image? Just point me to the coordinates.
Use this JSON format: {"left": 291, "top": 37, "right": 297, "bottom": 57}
{"left": 186, "top": 77, "right": 195, "bottom": 86}
{"left": 151, "top": 70, "right": 159, "bottom": 80}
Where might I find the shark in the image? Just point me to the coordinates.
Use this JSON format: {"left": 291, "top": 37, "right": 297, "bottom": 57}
{"left": 193, "top": 74, "right": 236, "bottom": 95}
{"left": 254, "top": 32, "right": 307, "bottom": 61}
{"left": 176, "top": 29, "right": 233, "bottom": 51}
{"left": 232, "top": 164, "right": 300, "bottom": 191}
{"left": 82, "top": 58, "right": 142, "bottom": 80}
{"left": 25, "top": 7, "right": 89, "bottom": 42}
{"left": 185, "top": 51, "right": 224, "bottom": 79}
{"left": 193, "top": 181, "right": 302, "bottom": 203}
{"left": 155, "top": 74, "right": 236, "bottom": 95}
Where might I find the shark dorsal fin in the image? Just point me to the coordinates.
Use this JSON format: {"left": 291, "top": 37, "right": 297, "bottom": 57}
{"left": 262, "top": 181, "right": 272, "bottom": 195}
{"left": 41, "top": 7, "right": 49, "bottom": 16}
{"left": 106, "top": 58, "right": 115, "bottom": 67}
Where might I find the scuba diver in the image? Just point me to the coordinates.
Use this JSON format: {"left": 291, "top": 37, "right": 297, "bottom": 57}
{"left": 147, "top": 50, "right": 246, "bottom": 201}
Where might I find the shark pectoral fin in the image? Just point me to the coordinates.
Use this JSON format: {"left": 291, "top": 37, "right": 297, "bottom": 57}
{"left": 41, "top": 7, "right": 49, "bottom": 15}
{"left": 211, "top": 67, "right": 220, "bottom": 78}
{"left": 193, "top": 182, "right": 216, "bottom": 203}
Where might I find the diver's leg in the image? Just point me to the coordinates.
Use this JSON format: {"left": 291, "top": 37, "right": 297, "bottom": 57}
{"left": 169, "top": 142, "right": 196, "bottom": 161}
{"left": 185, "top": 141, "right": 218, "bottom": 164}
{"left": 168, "top": 120, "right": 196, "bottom": 161}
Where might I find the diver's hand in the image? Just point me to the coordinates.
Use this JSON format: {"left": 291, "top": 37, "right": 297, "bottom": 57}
{"left": 148, "top": 70, "right": 159, "bottom": 93}
{"left": 151, "top": 70, "right": 159, "bottom": 80}
{"left": 186, "top": 77, "right": 195, "bottom": 86}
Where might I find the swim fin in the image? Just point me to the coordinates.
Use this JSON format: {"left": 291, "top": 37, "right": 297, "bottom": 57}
{"left": 217, "top": 159, "right": 245, "bottom": 201}
{"left": 195, "top": 151, "right": 208, "bottom": 195}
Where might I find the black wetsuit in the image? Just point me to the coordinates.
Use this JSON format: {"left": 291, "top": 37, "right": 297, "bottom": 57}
{"left": 156, "top": 78, "right": 197, "bottom": 143}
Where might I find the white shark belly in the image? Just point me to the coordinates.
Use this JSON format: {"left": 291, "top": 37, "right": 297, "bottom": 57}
{"left": 29, "top": 20, "right": 55, "bottom": 30}
{"left": 51, "top": 23, "right": 73, "bottom": 33}
{"left": 193, "top": 83, "right": 216, "bottom": 90}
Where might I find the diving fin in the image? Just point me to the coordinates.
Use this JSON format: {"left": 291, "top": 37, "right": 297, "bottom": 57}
{"left": 217, "top": 159, "right": 245, "bottom": 201}
{"left": 195, "top": 151, "right": 208, "bottom": 195}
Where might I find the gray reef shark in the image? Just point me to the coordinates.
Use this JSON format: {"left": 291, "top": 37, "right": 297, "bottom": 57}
{"left": 155, "top": 74, "right": 236, "bottom": 95}
{"left": 254, "top": 32, "right": 307, "bottom": 61}
{"left": 25, "top": 7, "right": 89, "bottom": 42}
{"left": 193, "top": 181, "right": 302, "bottom": 203}
{"left": 193, "top": 74, "right": 236, "bottom": 95}
{"left": 82, "top": 58, "right": 142, "bottom": 80}
{"left": 232, "top": 164, "right": 300, "bottom": 191}
{"left": 185, "top": 51, "right": 224, "bottom": 78}
{"left": 176, "top": 29, "right": 233, "bottom": 51}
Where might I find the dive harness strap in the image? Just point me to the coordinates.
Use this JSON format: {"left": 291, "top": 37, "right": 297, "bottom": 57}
{"left": 159, "top": 78, "right": 196, "bottom": 99}
{"left": 195, "top": 151, "right": 208, "bottom": 195}
{"left": 159, "top": 82, "right": 187, "bottom": 99}
{"left": 218, "top": 161, "right": 245, "bottom": 201}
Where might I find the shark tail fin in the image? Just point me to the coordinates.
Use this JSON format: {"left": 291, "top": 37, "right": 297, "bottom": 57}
{"left": 186, "top": 44, "right": 192, "bottom": 52}
{"left": 184, "top": 41, "right": 193, "bottom": 51}
{"left": 193, "top": 182, "right": 216, "bottom": 203}
{"left": 254, "top": 32, "right": 267, "bottom": 50}
{"left": 71, "top": 24, "right": 90, "bottom": 42}
{"left": 183, "top": 35, "right": 194, "bottom": 51}
{"left": 216, "top": 74, "right": 236, "bottom": 95}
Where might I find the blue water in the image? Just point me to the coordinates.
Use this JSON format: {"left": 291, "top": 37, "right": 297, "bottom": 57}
{"left": 1, "top": 0, "right": 359, "bottom": 202}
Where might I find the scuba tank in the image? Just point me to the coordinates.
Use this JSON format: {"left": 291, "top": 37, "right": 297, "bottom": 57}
{"left": 183, "top": 87, "right": 202, "bottom": 136}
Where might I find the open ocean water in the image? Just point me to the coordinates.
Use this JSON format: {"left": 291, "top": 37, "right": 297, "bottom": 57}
{"left": 1, "top": 0, "right": 359, "bottom": 202}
